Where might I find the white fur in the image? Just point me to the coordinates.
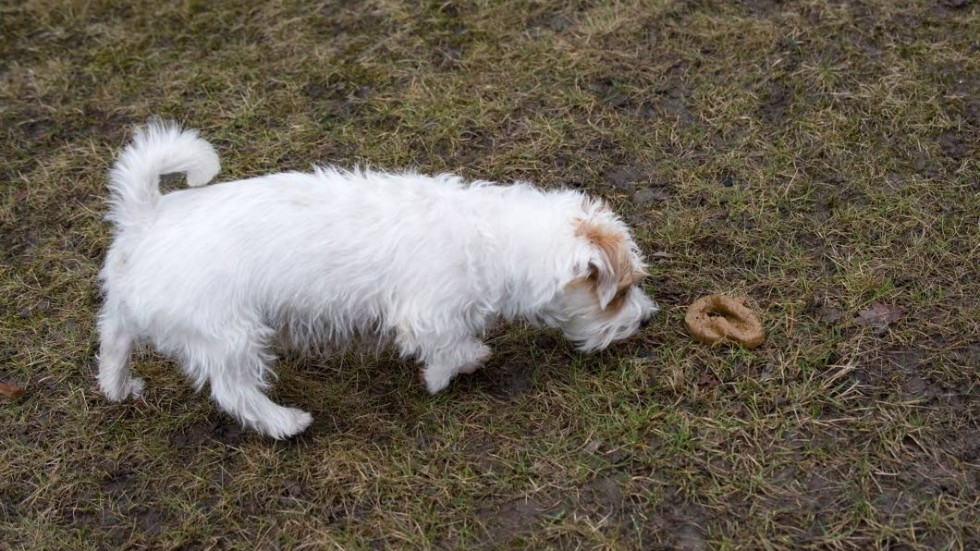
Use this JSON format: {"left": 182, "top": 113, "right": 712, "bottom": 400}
{"left": 98, "top": 121, "right": 658, "bottom": 438}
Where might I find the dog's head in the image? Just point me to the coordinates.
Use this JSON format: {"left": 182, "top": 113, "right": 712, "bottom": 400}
{"left": 540, "top": 198, "right": 658, "bottom": 351}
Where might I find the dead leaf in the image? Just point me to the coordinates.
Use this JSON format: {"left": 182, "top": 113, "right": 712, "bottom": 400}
{"left": 855, "top": 303, "right": 903, "bottom": 334}
{"left": 0, "top": 382, "right": 25, "bottom": 398}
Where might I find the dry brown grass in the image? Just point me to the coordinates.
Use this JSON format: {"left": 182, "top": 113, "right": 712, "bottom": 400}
{"left": 1, "top": 0, "right": 977, "bottom": 549}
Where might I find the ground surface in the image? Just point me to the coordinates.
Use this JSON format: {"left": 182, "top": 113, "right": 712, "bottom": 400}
{"left": 1, "top": 0, "right": 978, "bottom": 549}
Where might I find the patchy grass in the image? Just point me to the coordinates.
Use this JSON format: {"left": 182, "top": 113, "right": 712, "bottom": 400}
{"left": 1, "top": 0, "right": 978, "bottom": 549}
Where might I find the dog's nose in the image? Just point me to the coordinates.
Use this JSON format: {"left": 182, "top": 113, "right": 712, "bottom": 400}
{"left": 639, "top": 316, "right": 652, "bottom": 329}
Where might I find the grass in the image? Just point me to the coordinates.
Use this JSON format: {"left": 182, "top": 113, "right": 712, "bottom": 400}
{"left": 1, "top": 0, "right": 978, "bottom": 549}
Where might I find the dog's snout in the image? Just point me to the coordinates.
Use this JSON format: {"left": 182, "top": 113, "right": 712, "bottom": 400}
{"left": 639, "top": 315, "right": 652, "bottom": 329}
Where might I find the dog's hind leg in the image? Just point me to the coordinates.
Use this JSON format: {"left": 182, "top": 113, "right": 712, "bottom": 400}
{"left": 195, "top": 336, "right": 313, "bottom": 439}
{"left": 97, "top": 301, "right": 144, "bottom": 401}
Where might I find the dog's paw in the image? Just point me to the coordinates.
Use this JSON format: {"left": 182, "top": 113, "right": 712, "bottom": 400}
{"left": 458, "top": 345, "right": 492, "bottom": 375}
{"left": 126, "top": 377, "right": 145, "bottom": 399}
{"left": 101, "top": 377, "right": 145, "bottom": 401}
{"left": 266, "top": 408, "right": 314, "bottom": 439}
{"left": 423, "top": 369, "right": 453, "bottom": 394}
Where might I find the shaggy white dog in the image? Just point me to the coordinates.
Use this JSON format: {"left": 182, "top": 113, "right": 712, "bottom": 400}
{"left": 97, "top": 121, "right": 657, "bottom": 438}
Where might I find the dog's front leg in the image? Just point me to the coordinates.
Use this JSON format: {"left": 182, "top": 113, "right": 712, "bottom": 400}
{"left": 418, "top": 336, "right": 491, "bottom": 394}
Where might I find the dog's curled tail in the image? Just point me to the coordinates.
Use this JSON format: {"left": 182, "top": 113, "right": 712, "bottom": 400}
{"left": 107, "top": 120, "right": 220, "bottom": 231}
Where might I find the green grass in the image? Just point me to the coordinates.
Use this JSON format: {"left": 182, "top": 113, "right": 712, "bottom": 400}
{"left": 1, "top": 0, "right": 978, "bottom": 549}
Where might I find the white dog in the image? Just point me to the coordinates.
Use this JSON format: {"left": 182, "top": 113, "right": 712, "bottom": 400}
{"left": 97, "top": 121, "right": 657, "bottom": 438}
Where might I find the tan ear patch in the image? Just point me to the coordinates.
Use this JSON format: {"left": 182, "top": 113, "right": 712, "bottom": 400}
{"left": 563, "top": 276, "right": 630, "bottom": 315}
{"left": 576, "top": 220, "right": 636, "bottom": 290}
{"left": 605, "top": 287, "right": 630, "bottom": 314}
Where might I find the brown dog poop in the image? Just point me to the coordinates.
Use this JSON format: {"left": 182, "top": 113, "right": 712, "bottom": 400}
{"left": 685, "top": 295, "right": 765, "bottom": 348}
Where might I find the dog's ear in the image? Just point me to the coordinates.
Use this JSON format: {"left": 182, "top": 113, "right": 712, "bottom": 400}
{"left": 577, "top": 218, "right": 634, "bottom": 309}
